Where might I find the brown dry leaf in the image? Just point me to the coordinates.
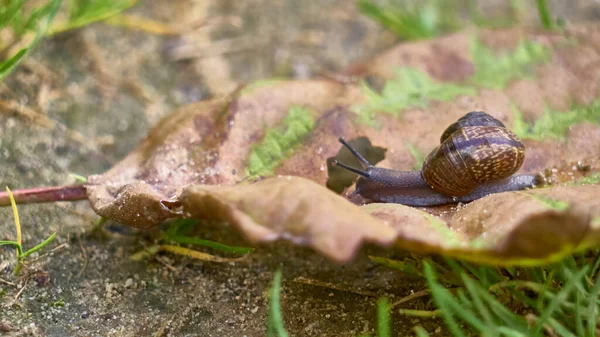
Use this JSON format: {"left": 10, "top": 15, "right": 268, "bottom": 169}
{"left": 75, "top": 25, "right": 600, "bottom": 263}
{"left": 84, "top": 80, "right": 355, "bottom": 228}
{"left": 365, "top": 183, "right": 600, "bottom": 265}
{"left": 180, "top": 176, "right": 398, "bottom": 263}
{"left": 5, "top": 25, "right": 600, "bottom": 264}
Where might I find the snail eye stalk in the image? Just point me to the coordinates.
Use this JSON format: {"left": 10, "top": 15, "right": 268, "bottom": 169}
{"left": 337, "top": 137, "right": 372, "bottom": 168}
{"left": 331, "top": 160, "right": 370, "bottom": 178}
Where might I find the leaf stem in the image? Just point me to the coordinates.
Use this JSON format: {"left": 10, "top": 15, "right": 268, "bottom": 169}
{"left": 0, "top": 185, "right": 88, "bottom": 206}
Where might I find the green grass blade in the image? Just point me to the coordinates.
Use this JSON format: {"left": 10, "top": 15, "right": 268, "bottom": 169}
{"left": 504, "top": 266, "right": 517, "bottom": 278}
{"left": 574, "top": 292, "right": 584, "bottom": 337}
{"left": 49, "top": 0, "right": 137, "bottom": 35}
{"left": 377, "top": 297, "right": 391, "bottom": 337}
{"left": 6, "top": 186, "right": 22, "bottom": 258}
{"left": 165, "top": 235, "right": 254, "bottom": 255}
{"left": 368, "top": 256, "right": 423, "bottom": 277}
{"left": 413, "top": 326, "right": 430, "bottom": 337}
{"left": 459, "top": 261, "right": 481, "bottom": 281}
{"left": 494, "top": 327, "right": 528, "bottom": 337}
{"left": 424, "top": 261, "right": 470, "bottom": 337}
{"left": 0, "top": 48, "right": 27, "bottom": 75}
{"left": 462, "top": 275, "right": 494, "bottom": 331}
{"left": 586, "top": 268, "right": 600, "bottom": 336}
{"left": 534, "top": 266, "right": 589, "bottom": 334}
{"left": 164, "top": 218, "right": 197, "bottom": 237}
{"left": 561, "top": 266, "right": 588, "bottom": 298}
{"left": 536, "top": 270, "right": 555, "bottom": 310}
{"left": 455, "top": 289, "right": 472, "bottom": 309}
{"left": 529, "top": 267, "right": 547, "bottom": 284}
{"left": 535, "top": 0, "right": 553, "bottom": 29}
{"left": 69, "top": 173, "right": 88, "bottom": 183}
{"left": 0, "top": 240, "right": 23, "bottom": 256}
{"left": 589, "top": 250, "right": 600, "bottom": 281}
{"left": 21, "top": 232, "right": 56, "bottom": 258}
{"left": 163, "top": 219, "right": 254, "bottom": 254}
{"left": 443, "top": 258, "right": 468, "bottom": 283}
{"left": 474, "top": 282, "right": 530, "bottom": 330}
{"left": 0, "top": 0, "right": 27, "bottom": 29}
{"left": 398, "top": 308, "right": 440, "bottom": 317}
{"left": 267, "top": 268, "right": 288, "bottom": 337}
{"left": 546, "top": 317, "right": 576, "bottom": 337}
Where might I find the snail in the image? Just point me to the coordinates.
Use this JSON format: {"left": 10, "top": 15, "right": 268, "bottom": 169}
{"left": 332, "top": 111, "right": 541, "bottom": 207}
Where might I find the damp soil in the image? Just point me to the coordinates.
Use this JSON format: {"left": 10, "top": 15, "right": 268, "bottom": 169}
{"left": 1, "top": 1, "right": 600, "bottom": 336}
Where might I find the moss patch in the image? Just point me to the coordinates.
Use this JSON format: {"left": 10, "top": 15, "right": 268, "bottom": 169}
{"left": 351, "top": 36, "right": 550, "bottom": 126}
{"left": 352, "top": 67, "right": 476, "bottom": 125}
{"left": 245, "top": 105, "right": 315, "bottom": 178}
{"left": 470, "top": 36, "right": 550, "bottom": 90}
{"left": 423, "top": 212, "right": 462, "bottom": 247}
{"left": 526, "top": 193, "right": 569, "bottom": 211}
{"left": 572, "top": 172, "right": 600, "bottom": 186}
{"left": 512, "top": 99, "right": 600, "bottom": 140}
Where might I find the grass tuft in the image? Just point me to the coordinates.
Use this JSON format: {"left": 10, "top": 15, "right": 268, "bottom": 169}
{"left": 48, "top": 0, "right": 138, "bottom": 35}
{"left": 352, "top": 67, "right": 476, "bottom": 126}
{"left": 163, "top": 218, "right": 255, "bottom": 255}
{"left": 0, "top": 0, "right": 139, "bottom": 82}
{"left": 246, "top": 105, "right": 315, "bottom": 178}
{"left": 470, "top": 36, "right": 550, "bottom": 90}
{"left": 267, "top": 253, "right": 600, "bottom": 336}
{"left": 129, "top": 218, "right": 254, "bottom": 262}
{"left": 512, "top": 99, "right": 600, "bottom": 141}
{"left": 0, "top": 0, "right": 61, "bottom": 82}
{"left": 0, "top": 187, "right": 57, "bottom": 275}
{"left": 414, "top": 254, "right": 600, "bottom": 336}
{"left": 356, "top": 0, "right": 460, "bottom": 41}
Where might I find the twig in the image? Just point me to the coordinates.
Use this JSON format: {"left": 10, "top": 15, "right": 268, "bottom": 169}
{"left": 0, "top": 277, "right": 16, "bottom": 286}
{"left": 158, "top": 244, "right": 250, "bottom": 263}
{"left": 293, "top": 276, "right": 379, "bottom": 297}
{"left": 26, "top": 243, "right": 69, "bottom": 263}
{"left": 152, "top": 313, "right": 177, "bottom": 337}
{"left": 13, "top": 277, "right": 29, "bottom": 301}
{"left": 155, "top": 255, "right": 179, "bottom": 273}
{"left": 0, "top": 185, "right": 88, "bottom": 206}
{"left": 391, "top": 287, "right": 460, "bottom": 309}
{"left": 390, "top": 289, "right": 431, "bottom": 309}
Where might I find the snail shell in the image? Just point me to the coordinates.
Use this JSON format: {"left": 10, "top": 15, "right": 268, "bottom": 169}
{"left": 422, "top": 111, "right": 525, "bottom": 197}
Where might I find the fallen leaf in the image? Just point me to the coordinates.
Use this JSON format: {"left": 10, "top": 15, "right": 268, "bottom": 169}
{"left": 3, "top": 25, "right": 600, "bottom": 265}
{"left": 180, "top": 176, "right": 398, "bottom": 263}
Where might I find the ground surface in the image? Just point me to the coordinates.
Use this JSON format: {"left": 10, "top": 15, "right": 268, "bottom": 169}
{"left": 1, "top": 1, "right": 600, "bottom": 336}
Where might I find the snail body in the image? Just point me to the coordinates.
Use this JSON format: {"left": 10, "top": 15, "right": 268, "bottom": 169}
{"left": 332, "top": 111, "right": 539, "bottom": 207}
